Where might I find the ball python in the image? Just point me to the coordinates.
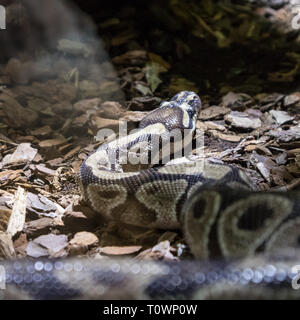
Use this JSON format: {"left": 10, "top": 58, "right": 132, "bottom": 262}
{"left": 79, "top": 91, "right": 300, "bottom": 259}
{"left": 2, "top": 91, "right": 300, "bottom": 299}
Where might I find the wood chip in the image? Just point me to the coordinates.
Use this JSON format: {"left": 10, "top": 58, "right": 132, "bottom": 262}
{"left": 100, "top": 246, "right": 142, "bottom": 255}
{"left": 112, "top": 50, "right": 148, "bottom": 66}
{"left": 7, "top": 187, "right": 26, "bottom": 237}
{"left": 2, "top": 143, "right": 37, "bottom": 166}
{"left": 35, "top": 164, "right": 56, "bottom": 176}
{"left": 0, "top": 231, "right": 15, "bottom": 259}
{"left": 24, "top": 218, "right": 53, "bottom": 238}
{"left": 39, "top": 137, "right": 67, "bottom": 148}
{"left": 210, "top": 130, "right": 242, "bottom": 142}
{"left": 27, "top": 234, "right": 68, "bottom": 258}
{"left": 199, "top": 106, "right": 230, "bottom": 120}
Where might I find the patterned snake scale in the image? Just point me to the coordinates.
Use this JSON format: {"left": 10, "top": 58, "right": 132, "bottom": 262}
{"left": 2, "top": 91, "right": 300, "bottom": 299}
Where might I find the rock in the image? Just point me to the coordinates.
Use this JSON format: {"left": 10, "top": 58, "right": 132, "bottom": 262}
{"left": 269, "top": 110, "right": 294, "bottom": 125}
{"left": 2, "top": 143, "right": 38, "bottom": 166}
{"left": 226, "top": 111, "right": 262, "bottom": 130}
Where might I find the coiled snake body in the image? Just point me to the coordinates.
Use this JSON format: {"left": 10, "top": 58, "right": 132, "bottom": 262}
{"left": 2, "top": 91, "right": 300, "bottom": 299}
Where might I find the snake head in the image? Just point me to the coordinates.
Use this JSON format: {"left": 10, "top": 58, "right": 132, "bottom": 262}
{"left": 171, "top": 91, "right": 202, "bottom": 111}
{"left": 139, "top": 91, "right": 202, "bottom": 131}
{"left": 169, "top": 91, "right": 202, "bottom": 129}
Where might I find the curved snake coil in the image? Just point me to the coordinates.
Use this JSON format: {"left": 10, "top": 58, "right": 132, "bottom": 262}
{"left": 2, "top": 91, "right": 300, "bottom": 299}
